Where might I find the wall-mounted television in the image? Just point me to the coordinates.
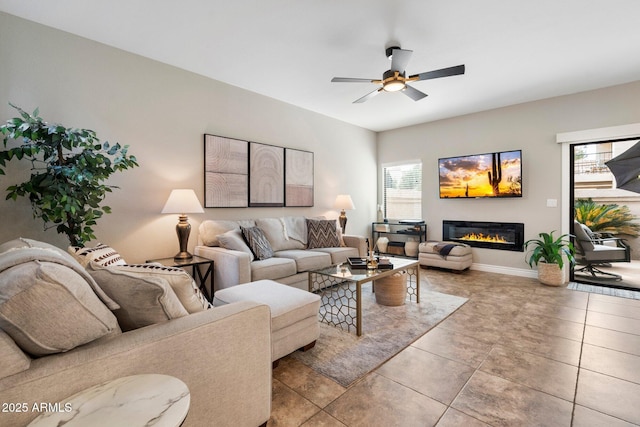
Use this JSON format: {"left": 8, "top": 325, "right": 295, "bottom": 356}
{"left": 439, "top": 150, "right": 522, "bottom": 198}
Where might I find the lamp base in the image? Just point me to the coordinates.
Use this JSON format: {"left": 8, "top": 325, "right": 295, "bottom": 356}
{"left": 174, "top": 215, "right": 193, "bottom": 261}
{"left": 174, "top": 251, "right": 193, "bottom": 261}
{"left": 339, "top": 209, "right": 347, "bottom": 233}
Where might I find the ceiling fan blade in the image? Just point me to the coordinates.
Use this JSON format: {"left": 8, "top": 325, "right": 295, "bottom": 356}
{"left": 390, "top": 48, "right": 413, "bottom": 73}
{"left": 403, "top": 85, "right": 428, "bottom": 101}
{"left": 354, "top": 88, "right": 383, "bottom": 104}
{"left": 411, "top": 64, "right": 465, "bottom": 81}
{"left": 331, "top": 77, "right": 376, "bottom": 83}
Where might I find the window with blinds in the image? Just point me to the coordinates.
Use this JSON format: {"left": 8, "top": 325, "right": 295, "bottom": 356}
{"left": 383, "top": 162, "right": 422, "bottom": 220}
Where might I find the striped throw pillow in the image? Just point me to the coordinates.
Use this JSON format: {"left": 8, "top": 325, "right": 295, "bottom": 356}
{"left": 68, "top": 243, "right": 126, "bottom": 267}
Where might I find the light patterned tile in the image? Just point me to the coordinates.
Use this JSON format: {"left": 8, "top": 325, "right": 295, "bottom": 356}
{"left": 325, "top": 373, "right": 447, "bottom": 426}
{"left": 583, "top": 325, "right": 640, "bottom": 356}
{"left": 436, "top": 408, "right": 491, "bottom": 427}
{"left": 376, "top": 346, "right": 475, "bottom": 405}
{"left": 587, "top": 311, "right": 640, "bottom": 336}
{"left": 479, "top": 345, "right": 578, "bottom": 401}
{"left": 588, "top": 299, "right": 640, "bottom": 320}
{"left": 411, "top": 326, "right": 493, "bottom": 368}
{"left": 576, "top": 369, "right": 640, "bottom": 425}
{"left": 581, "top": 344, "right": 640, "bottom": 384}
{"left": 274, "top": 357, "right": 346, "bottom": 408}
{"left": 572, "top": 405, "right": 637, "bottom": 427}
{"left": 268, "top": 379, "right": 320, "bottom": 427}
{"left": 451, "top": 371, "right": 573, "bottom": 427}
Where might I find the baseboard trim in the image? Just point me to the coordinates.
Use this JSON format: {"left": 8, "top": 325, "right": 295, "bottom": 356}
{"left": 470, "top": 263, "right": 538, "bottom": 279}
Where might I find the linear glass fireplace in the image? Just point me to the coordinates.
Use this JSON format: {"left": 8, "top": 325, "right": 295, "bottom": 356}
{"left": 443, "top": 220, "right": 525, "bottom": 252}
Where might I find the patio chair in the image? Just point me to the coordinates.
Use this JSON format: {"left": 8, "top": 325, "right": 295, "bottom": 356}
{"left": 573, "top": 220, "right": 631, "bottom": 280}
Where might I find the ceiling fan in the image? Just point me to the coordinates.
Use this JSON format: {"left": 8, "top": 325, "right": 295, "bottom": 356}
{"left": 331, "top": 46, "right": 465, "bottom": 103}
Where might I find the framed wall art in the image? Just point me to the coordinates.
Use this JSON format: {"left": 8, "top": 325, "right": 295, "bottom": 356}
{"left": 285, "top": 148, "right": 314, "bottom": 207}
{"left": 204, "top": 134, "right": 248, "bottom": 207}
{"left": 249, "top": 142, "right": 285, "bottom": 207}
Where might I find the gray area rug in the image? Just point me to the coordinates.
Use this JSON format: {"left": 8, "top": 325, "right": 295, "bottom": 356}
{"left": 291, "top": 283, "right": 468, "bottom": 387}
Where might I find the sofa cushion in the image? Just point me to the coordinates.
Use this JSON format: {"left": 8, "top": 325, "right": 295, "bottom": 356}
{"left": 307, "top": 219, "right": 340, "bottom": 249}
{"left": 311, "top": 247, "right": 359, "bottom": 264}
{"left": 242, "top": 226, "right": 274, "bottom": 260}
{"left": 106, "top": 264, "right": 211, "bottom": 313}
{"left": 275, "top": 250, "right": 332, "bottom": 272}
{"left": 88, "top": 263, "right": 189, "bottom": 331}
{"left": 68, "top": 243, "right": 126, "bottom": 267}
{"left": 256, "top": 217, "right": 306, "bottom": 252}
{"left": 217, "top": 229, "right": 255, "bottom": 261}
{"left": 250, "top": 257, "right": 297, "bottom": 281}
{"left": 0, "top": 329, "right": 31, "bottom": 378}
{"left": 199, "top": 219, "right": 256, "bottom": 246}
{"left": 0, "top": 261, "right": 121, "bottom": 356}
{"left": 199, "top": 220, "right": 240, "bottom": 246}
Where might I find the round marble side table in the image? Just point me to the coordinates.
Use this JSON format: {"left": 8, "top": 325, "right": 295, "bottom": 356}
{"left": 28, "top": 374, "right": 190, "bottom": 427}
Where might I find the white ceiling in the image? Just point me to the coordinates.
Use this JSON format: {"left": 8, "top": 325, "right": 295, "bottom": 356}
{"left": 2, "top": 1, "right": 640, "bottom": 132}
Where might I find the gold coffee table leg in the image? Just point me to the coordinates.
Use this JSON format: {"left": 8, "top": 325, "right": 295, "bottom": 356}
{"left": 356, "top": 282, "right": 362, "bottom": 336}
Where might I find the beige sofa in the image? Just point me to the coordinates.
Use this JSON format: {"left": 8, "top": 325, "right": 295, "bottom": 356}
{"left": 195, "top": 216, "right": 367, "bottom": 292}
{"left": 0, "top": 238, "right": 272, "bottom": 427}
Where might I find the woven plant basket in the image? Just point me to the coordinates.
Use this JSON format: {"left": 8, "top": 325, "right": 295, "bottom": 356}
{"left": 537, "top": 262, "right": 564, "bottom": 287}
{"left": 374, "top": 271, "right": 407, "bottom": 306}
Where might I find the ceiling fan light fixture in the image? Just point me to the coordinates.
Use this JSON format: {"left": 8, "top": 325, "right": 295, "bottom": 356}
{"left": 383, "top": 80, "right": 406, "bottom": 92}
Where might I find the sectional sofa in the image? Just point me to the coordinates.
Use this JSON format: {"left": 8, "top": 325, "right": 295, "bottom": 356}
{"left": 0, "top": 238, "right": 272, "bottom": 427}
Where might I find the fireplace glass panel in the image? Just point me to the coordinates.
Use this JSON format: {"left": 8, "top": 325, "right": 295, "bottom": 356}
{"left": 443, "top": 220, "right": 524, "bottom": 252}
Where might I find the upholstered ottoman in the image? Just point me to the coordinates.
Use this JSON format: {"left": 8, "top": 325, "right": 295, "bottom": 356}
{"left": 418, "top": 241, "right": 473, "bottom": 271}
{"left": 213, "top": 280, "right": 320, "bottom": 362}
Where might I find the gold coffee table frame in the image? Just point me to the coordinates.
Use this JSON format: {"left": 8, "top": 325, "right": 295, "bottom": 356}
{"left": 308, "top": 257, "right": 420, "bottom": 336}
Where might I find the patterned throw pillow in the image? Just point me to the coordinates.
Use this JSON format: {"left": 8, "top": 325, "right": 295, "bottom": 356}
{"left": 68, "top": 243, "right": 126, "bottom": 267}
{"left": 307, "top": 219, "right": 341, "bottom": 249}
{"left": 241, "top": 226, "right": 274, "bottom": 260}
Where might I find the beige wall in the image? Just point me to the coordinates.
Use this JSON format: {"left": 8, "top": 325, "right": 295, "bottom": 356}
{"left": 0, "top": 13, "right": 377, "bottom": 262}
{"left": 378, "top": 81, "right": 640, "bottom": 272}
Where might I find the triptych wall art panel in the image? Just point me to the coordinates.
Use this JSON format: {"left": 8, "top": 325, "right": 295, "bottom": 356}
{"left": 285, "top": 148, "right": 314, "bottom": 207}
{"left": 204, "top": 134, "right": 314, "bottom": 208}
{"left": 204, "top": 134, "right": 248, "bottom": 208}
{"left": 249, "top": 142, "right": 284, "bottom": 207}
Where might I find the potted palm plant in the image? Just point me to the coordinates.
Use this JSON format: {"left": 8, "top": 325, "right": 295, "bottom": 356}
{"left": 0, "top": 104, "right": 138, "bottom": 246}
{"left": 524, "top": 231, "right": 575, "bottom": 286}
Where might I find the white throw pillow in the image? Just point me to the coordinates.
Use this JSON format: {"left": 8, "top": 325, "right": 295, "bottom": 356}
{"left": 217, "top": 229, "right": 255, "bottom": 261}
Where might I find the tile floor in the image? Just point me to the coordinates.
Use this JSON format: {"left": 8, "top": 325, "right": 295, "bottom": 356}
{"left": 269, "top": 268, "right": 640, "bottom": 426}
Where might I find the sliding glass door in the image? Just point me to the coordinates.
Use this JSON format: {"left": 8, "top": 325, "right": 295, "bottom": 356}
{"left": 570, "top": 139, "right": 640, "bottom": 290}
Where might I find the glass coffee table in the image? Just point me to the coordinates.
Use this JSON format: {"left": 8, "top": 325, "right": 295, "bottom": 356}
{"left": 308, "top": 257, "right": 420, "bottom": 336}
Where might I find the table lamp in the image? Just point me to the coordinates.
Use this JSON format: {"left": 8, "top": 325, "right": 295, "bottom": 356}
{"left": 161, "top": 189, "right": 205, "bottom": 260}
{"left": 333, "top": 194, "right": 355, "bottom": 233}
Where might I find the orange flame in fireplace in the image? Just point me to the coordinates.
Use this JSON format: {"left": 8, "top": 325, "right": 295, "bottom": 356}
{"left": 460, "top": 232, "right": 508, "bottom": 243}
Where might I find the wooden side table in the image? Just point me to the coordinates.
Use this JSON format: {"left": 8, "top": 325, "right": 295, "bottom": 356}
{"left": 146, "top": 255, "right": 215, "bottom": 303}
{"left": 28, "top": 374, "right": 190, "bottom": 426}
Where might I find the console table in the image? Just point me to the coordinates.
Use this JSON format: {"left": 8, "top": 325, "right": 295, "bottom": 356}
{"left": 372, "top": 221, "right": 427, "bottom": 259}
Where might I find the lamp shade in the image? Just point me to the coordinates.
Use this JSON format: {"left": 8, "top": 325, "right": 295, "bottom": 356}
{"left": 161, "top": 189, "right": 204, "bottom": 214}
{"left": 333, "top": 194, "right": 355, "bottom": 211}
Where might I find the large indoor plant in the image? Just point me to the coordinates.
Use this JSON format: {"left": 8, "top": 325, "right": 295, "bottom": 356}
{"left": 524, "top": 231, "right": 575, "bottom": 286}
{"left": 0, "top": 104, "right": 138, "bottom": 246}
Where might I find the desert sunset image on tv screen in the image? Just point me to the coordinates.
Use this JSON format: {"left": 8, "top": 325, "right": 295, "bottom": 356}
{"left": 439, "top": 150, "right": 522, "bottom": 198}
